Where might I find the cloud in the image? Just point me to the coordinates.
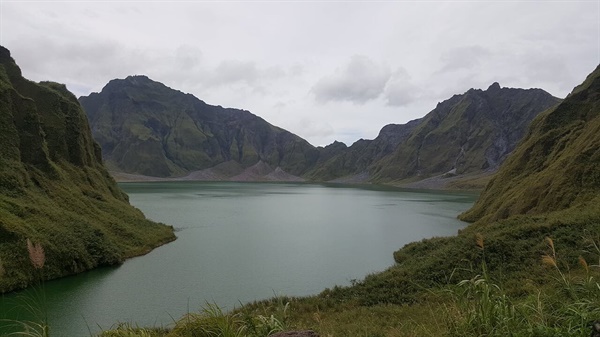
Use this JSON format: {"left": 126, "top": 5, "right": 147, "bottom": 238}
{"left": 436, "top": 45, "right": 491, "bottom": 74}
{"left": 210, "top": 60, "right": 260, "bottom": 86}
{"left": 206, "top": 60, "right": 286, "bottom": 89}
{"left": 296, "top": 118, "right": 335, "bottom": 138}
{"left": 174, "top": 45, "right": 203, "bottom": 71}
{"left": 514, "top": 48, "right": 580, "bottom": 94}
{"left": 384, "top": 68, "right": 419, "bottom": 107}
{"left": 2, "top": 1, "right": 596, "bottom": 147}
{"left": 311, "top": 55, "right": 391, "bottom": 104}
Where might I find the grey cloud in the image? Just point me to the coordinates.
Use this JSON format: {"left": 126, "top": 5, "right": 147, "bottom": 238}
{"left": 521, "top": 54, "right": 571, "bottom": 83}
{"left": 436, "top": 45, "right": 491, "bottom": 74}
{"left": 295, "top": 118, "right": 335, "bottom": 138}
{"left": 6, "top": 38, "right": 152, "bottom": 96}
{"left": 384, "top": 68, "right": 419, "bottom": 107}
{"left": 211, "top": 60, "right": 260, "bottom": 86}
{"left": 174, "top": 45, "right": 202, "bottom": 70}
{"left": 206, "top": 60, "right": 286, "bottom": 91}
{"left": 312, "top": 55, "right": 391, "bottom": 104}
{"left": 273, "top": 101, "right": 287, "bottom": 111}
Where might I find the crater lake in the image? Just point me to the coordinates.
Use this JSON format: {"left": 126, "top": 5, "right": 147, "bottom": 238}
{"left": 0, "top": 182, "right": 477, "bottom": 336}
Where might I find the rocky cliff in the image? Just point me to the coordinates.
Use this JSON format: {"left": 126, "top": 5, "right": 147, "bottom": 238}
{"left": 0, "top": 47, "right": 175, "bottom": 293}
{"left": 80, "top": 76, "right": 319, "bottom": 179}
{"left": 371, "top": 83, "right": 561, "bottom": 183}
{"left": 80, "top": 76, "right": 560, "bottom": 187}
{"left": 305, "top": 119, "right": 422, "bottom": 182}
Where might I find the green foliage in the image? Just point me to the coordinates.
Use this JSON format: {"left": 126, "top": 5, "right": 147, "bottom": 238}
{"left": 0, "top": 46, "right": 175, "bottom": 293}
{"left": 443, "top": 235, "right": 600, "bottom": 337}
{"left": 461, "top": 65, "right": 600, "bottom": 223}
{"left": 0, "top": 319, "right": 50, "bottom": 337}
{"left": 444, "top": 274, "right": 519, "bottom": 336}
{"left": 99, "top": 323, "right": 168, "bottom": 337}
{"left": 169, "top": 303, "right": 246, "bottom": 337}
{"left": 164, "top": 301, "right": 287, "bottom": 337}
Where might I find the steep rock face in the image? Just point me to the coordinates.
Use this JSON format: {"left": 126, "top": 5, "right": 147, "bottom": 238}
{"left": 0, "top": 47, "right": 175, "bottom": 293}
{"left": 80, "top": 76, "right": 320, "bottom": 178}
{"left": 372, "top": 83, "right": 561, "bottom": 182}
{"left": 81, "top": 76, "right": 560, "bottom": 185}
{"left": 306, "top": 119, "right": 421, "bottom": 181}
{"left": 461, "top": 65, "right": 600, "bottom": 223}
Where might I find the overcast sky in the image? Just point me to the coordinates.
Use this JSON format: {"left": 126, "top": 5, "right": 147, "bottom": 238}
{"left": 1, "top": 1, "right": 598, "bottom": 146}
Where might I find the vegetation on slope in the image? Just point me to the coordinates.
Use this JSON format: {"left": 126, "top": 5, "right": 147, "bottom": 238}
{"left": 372, "top": 83, "right": 561, "bottom": 183}
{"left": 305, "top": 119, "right": 422, "bottom": 182}
{"left": 80, "top": 76, "right": 319, "bottom": 178}
{"left": 461, "top": 65, "right": 600, "bottom": 223}
{"left": 0, "top": 46, "right": 175, "bottom": 293}
{"left": 80, "top": 76, "right": 559, "bottom": 188}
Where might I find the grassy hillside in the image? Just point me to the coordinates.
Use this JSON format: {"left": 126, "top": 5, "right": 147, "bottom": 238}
{"left": 461, "top": 65, "right": 600, "bottom": 223}
{"left": 0, "top": 46, "right": 175, "bottom": 293}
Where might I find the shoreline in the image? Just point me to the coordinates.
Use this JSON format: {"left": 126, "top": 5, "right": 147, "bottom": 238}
{"left": 111, "top": 170, "right": 493, "bottom": 191}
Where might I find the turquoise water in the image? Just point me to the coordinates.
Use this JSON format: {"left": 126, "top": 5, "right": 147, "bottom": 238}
{"left": 0, "top": 182, "right": 477, "bottom": 336}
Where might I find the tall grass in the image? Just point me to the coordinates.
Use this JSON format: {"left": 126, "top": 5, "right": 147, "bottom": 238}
{"left": 0, "top": 238, "right": 49, "bottom": 337}
{"left": 169, "top": 302, "right": 246, "bottom": 337}
{"left": 98, "top": 323, "right": 167, "bottom": 337}
{"left": 444, "top": 234, "right": 600, "bottom": 337}
{"left": 166, "top": 300, "right": 287, "bottom": 337}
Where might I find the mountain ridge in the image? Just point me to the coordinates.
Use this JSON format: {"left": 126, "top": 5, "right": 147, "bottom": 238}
{"left": 460, "top": 64, "right": 600, "bottom": 223}
{"left": 81, "top": 76, "right": 560, "bottom": 188}
{"left": 81, "top": 75, "right": 319, "bottom": 179}
{"left": 371, "top": 82, "right": 561, "bottom": 183}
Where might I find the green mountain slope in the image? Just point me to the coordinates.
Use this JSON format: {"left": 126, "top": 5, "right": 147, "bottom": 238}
{"left": 372, "top": 83, "right": 561, "bottom": 183}
{"left": 306, "top": 119, "right": 422, "bottom": 181}
{"left": 0, "top": 46, "right": 175, "bottom": 293}
{"left": 461, "top": 65, "right": 600, "bottom": 223}
{"left": 80, "top": 76, "right": 320, "bottom": 178}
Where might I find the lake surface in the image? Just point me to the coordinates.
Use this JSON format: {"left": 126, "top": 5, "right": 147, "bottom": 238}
{"left": 0, "top": 182, "right": 477, "bottom": 336}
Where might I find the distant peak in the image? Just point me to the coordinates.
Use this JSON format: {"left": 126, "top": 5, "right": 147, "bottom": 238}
{"left": 487, "top": 82, "right": 501, "bottom": 92}
{"left": 125, "top": 75, "right": 154, "bottom": 84}
{"left": 325, "top": 140, "right": 347, "bottom": 148}
{"left": 0, "top": 46, "right": 22, "bottom": 79}
{"left": 101, "top": 75, "right": 157, "bottom": 93}
{"left": 0, "top": 45, "right": 11, "bottom": 58}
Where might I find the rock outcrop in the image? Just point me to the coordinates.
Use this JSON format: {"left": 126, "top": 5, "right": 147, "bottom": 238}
{"left": 80, "top": 76, "right": 319, "bottom": 178}
{"left": 80, "top": 76, "right": 560, "bottom": 187}
{"left": 0, "top": 46, "right": 175, "bottom": 293}
{"left": 372, "top": 83, "right": 561, "bottom": 183}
